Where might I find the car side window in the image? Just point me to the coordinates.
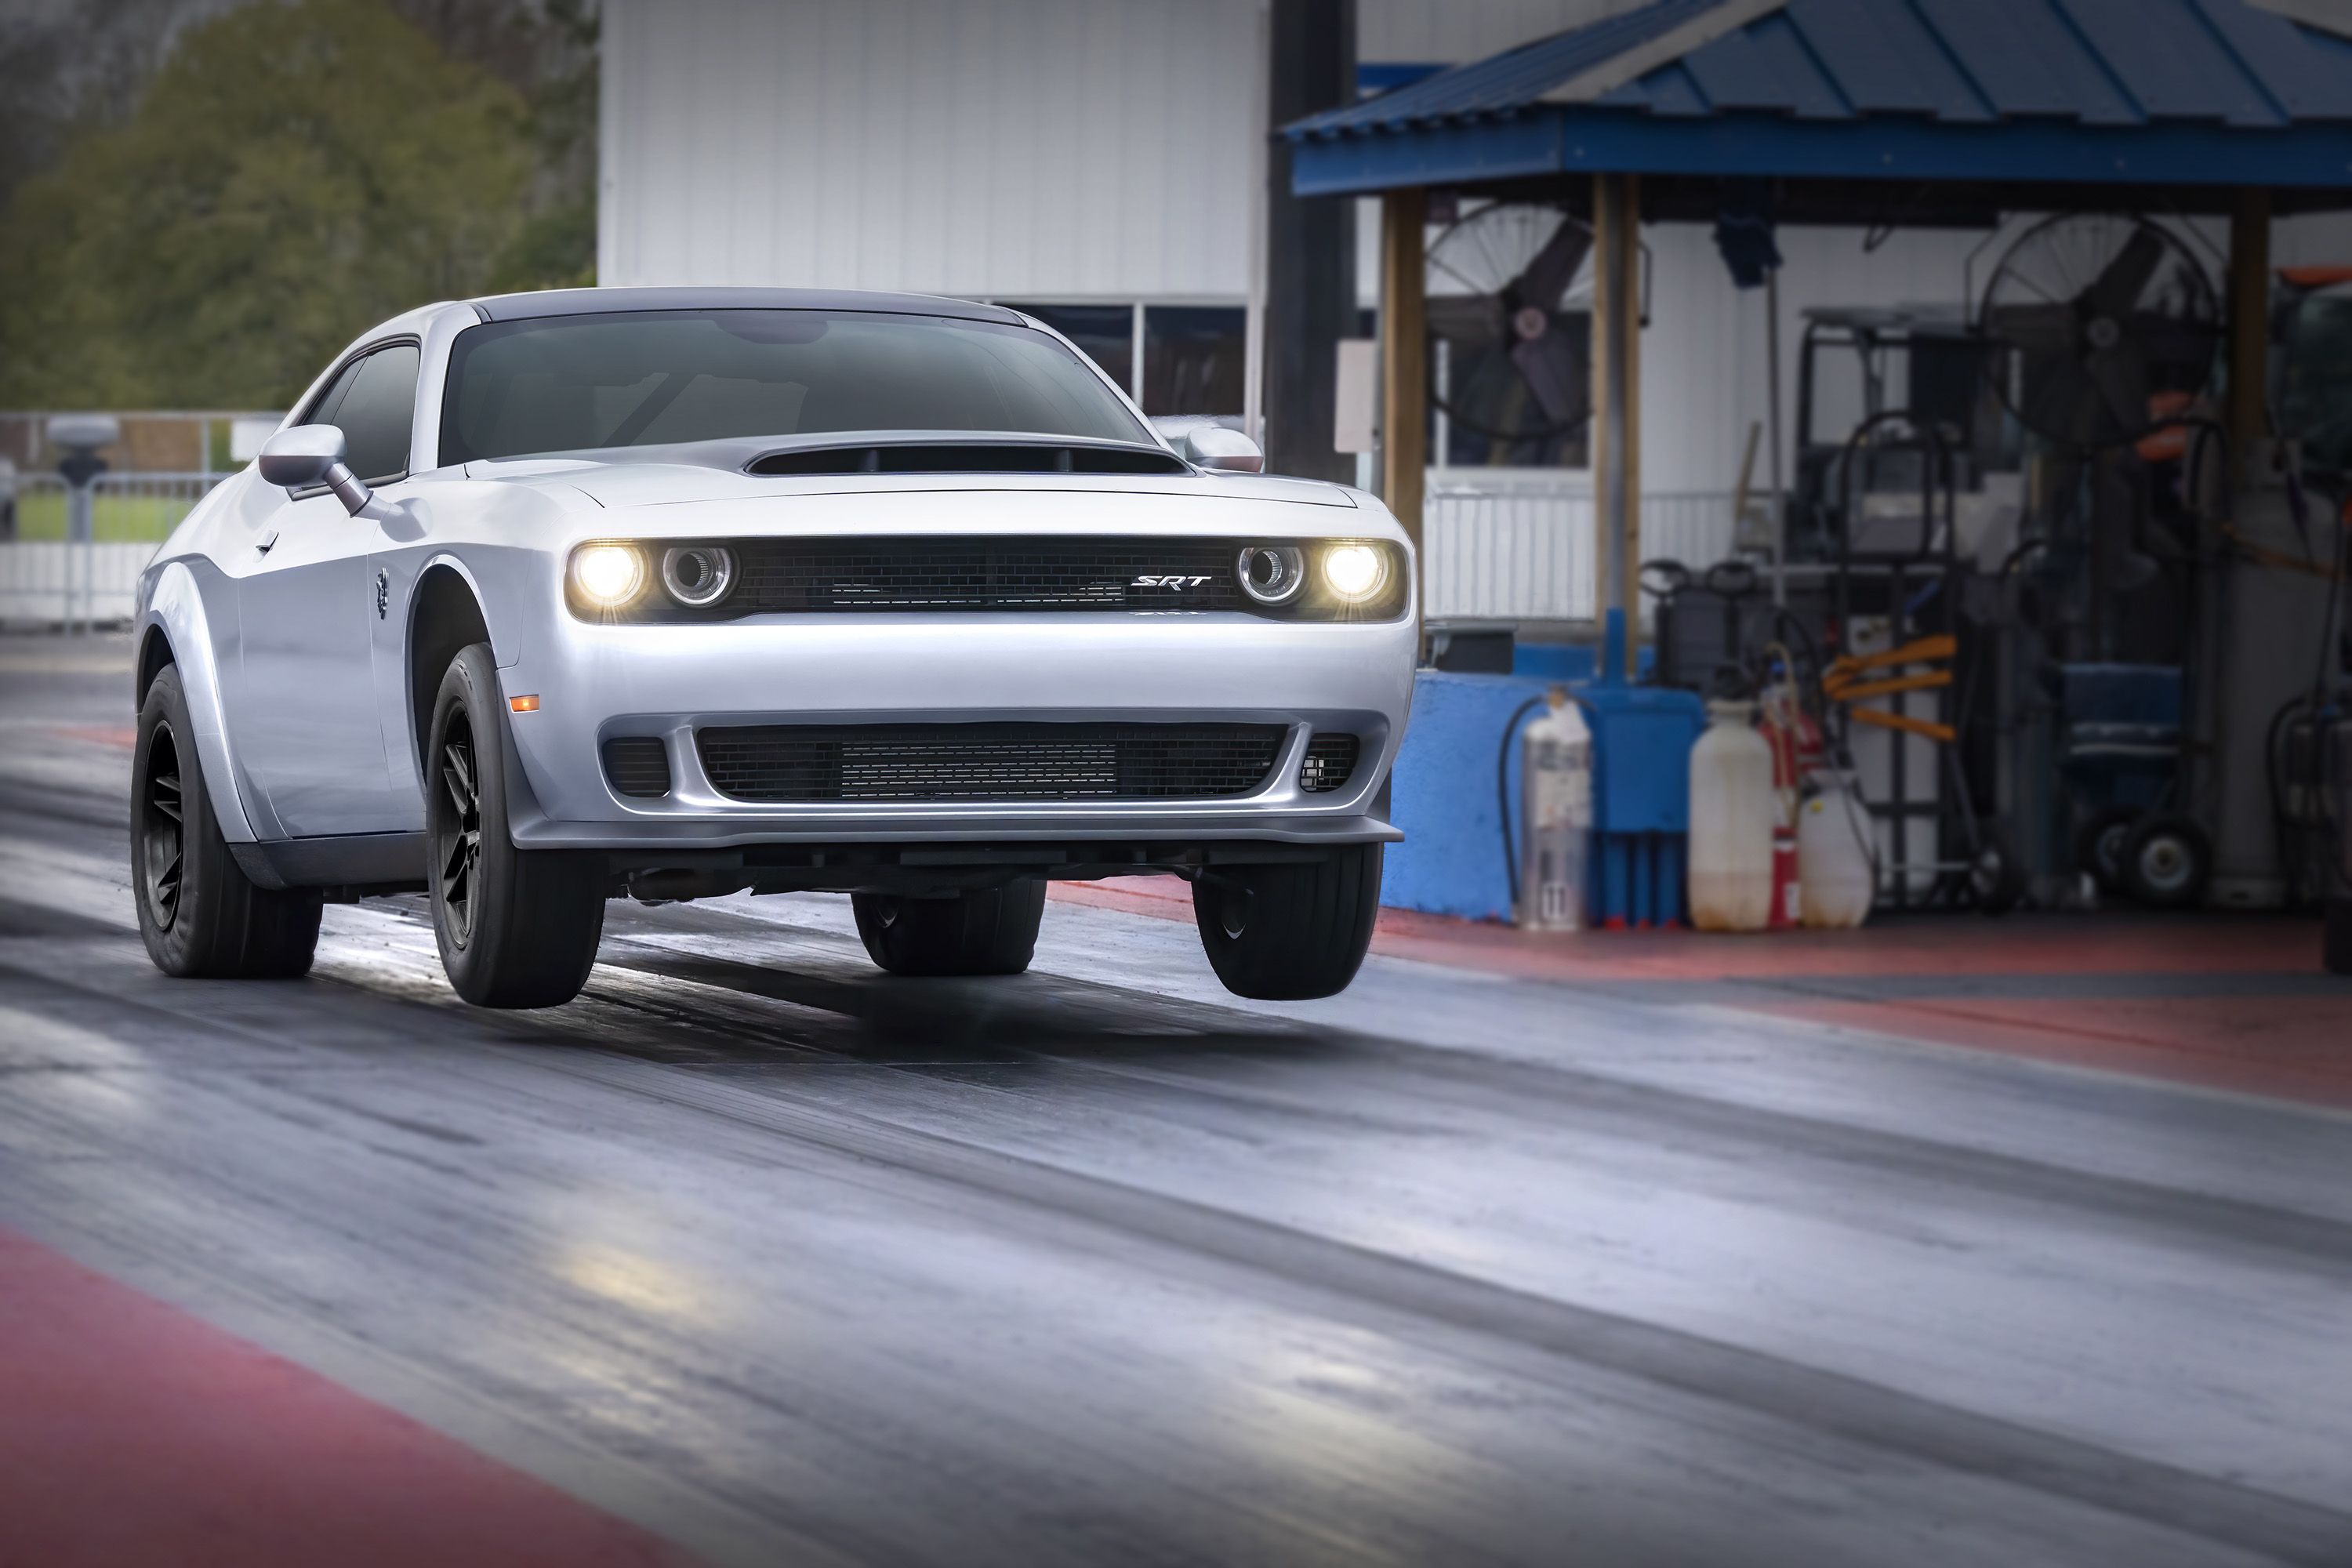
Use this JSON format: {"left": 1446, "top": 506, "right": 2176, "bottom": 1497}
{"left": 327, "top": 343, "right": 421, "bottom": 482}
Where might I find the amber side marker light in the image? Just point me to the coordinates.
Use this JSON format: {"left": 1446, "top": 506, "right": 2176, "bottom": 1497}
{"left": 509, "top": 695, "right": 540, "bottom": 713}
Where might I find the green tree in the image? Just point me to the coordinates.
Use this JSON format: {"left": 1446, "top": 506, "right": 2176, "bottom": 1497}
{"left": 0, "top": 0, "right": 534, "bottom": 408}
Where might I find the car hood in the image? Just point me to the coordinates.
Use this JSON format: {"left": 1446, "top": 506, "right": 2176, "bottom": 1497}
{"left": 463, "top": 456, "right": 1356, "bottom": 511}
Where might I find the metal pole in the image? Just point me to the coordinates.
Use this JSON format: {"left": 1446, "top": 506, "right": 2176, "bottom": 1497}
{"left": 1766, "top": 267, "right": 1785, "bottom": 608}
{"left": 67, "top": 478, "right": 93, "bottom": 637}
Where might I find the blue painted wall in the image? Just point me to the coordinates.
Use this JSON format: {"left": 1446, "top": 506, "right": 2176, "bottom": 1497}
{"left": 1381, "top": 670, "right": 1704, "bottom": 926}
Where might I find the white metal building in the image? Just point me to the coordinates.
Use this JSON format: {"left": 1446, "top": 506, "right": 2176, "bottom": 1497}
{"left": 599, "top": 0, "right": 2352, "bottom": 619}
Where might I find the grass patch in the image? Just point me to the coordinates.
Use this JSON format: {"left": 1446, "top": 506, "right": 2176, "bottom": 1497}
{"left": 11, "top": 492, "right": 195, "bottom": 543}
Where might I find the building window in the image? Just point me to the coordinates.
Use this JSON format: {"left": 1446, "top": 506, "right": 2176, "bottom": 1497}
{"left": 999, "top": 303, "right": 1134, "bottom": 398}
{"left": 1142, "top": 306, "right": 1245, "bottom": 418}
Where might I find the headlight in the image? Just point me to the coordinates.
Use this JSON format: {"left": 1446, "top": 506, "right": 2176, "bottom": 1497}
{"left": 569, "top": 543, "right": 645, "bottom": 607}
{"left": 1320, "top": 542, "right": 1387, "bottom": 601}
{"left": 661, "top": 545, "right": 736, "bottom": 608}
{"left": 1236, "top": 544, "right": 1305, "bottom": 604}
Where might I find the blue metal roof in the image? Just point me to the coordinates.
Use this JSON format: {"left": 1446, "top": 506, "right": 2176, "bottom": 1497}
{"left": 1286, "top": 0, "right": 2352, "bottom": 198}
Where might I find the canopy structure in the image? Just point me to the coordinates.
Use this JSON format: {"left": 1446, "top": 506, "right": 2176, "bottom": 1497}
{"left": 1282, "top": 0, "right": 2352, "bottom": 658}
{"left": 1290, "top": 0, "right": 2352, "bottom": 212}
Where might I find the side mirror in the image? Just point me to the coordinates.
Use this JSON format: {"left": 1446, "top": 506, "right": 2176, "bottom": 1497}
{"left": 1180, "top": 425, "right": 1265, "bottom": 474}
{"left": 257, "top": 425, "right": 377, "bottom": 517}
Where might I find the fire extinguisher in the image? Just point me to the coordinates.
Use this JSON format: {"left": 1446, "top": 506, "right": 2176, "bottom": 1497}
{"left": 1517, "top": 688, "right": 1592, "bottom": 931}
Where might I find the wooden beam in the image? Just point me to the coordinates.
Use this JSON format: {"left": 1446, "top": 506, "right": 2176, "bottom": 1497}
{"left": 2227, "top": 187, "right": 2271, "bottom": 460}
{"left": 1590, "top": 172, "right": 1642, "bottom": 675}
{"left": 1378, "top": 187, "right": 1428, "bottom": 560}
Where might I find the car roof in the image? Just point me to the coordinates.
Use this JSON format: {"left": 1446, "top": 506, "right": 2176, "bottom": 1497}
{"left": 466, "top": 286, "right": 1024, "bottom": 326}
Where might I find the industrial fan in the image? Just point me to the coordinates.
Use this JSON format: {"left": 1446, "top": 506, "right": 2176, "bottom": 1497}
{"left": 1426, "top": 202, "right": 1596, "bottom": 459}
{"left": 1978, "top": 214, "right": 2221, "bottom": 452}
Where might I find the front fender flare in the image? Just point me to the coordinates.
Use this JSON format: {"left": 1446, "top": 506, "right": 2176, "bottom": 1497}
{"left": 138, "top": 557, "right": 263, "bottom": 844}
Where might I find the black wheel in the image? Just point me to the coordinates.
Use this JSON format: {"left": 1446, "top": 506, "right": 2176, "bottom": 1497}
{"left": 853, "top": 881, "right": 1047, "bottom": 976}
{"left": 427, "top": 644, "right": 605, "bottom": 1007}
{"left": 1192, "top": 844, "right": 1381, "bottom": 1000}
{"left": 2074, "top": 804, "right": 2140, "bottom": 895}
{"left": 1965, "top": 824, "right": 2027, "bottom": 916}
{"left": 132, "top": 665, "right": 321, "bottom": 978}
{"left": 2120, "top": 812, "right": 2212, "bottom": 909}
{"left": 2327, "top": 898, "right": 2352, "bottom": 977}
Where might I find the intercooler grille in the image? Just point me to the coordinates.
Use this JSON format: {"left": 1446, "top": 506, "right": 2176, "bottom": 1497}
{"left": 724, "top": 536, "right": 1241, "bottom": 614}
{"left": 601, "top": 735, "right": 672, "bottom": 798}
{"left": 695, "top": 722, "right": 1287, "bottom": 803}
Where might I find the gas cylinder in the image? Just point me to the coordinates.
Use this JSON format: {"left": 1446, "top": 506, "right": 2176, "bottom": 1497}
{"left": 1517, "top": 689, "right": 1592, "bottom": 931}
{"left": 1757, "top": 672, "right": 1819, "bottom": 929}
{"left": 1798, "top": 768, "right": 1875, "bottom": 928}
{"left": 1688, "top": 699, "right": 1775, "bottom": 932}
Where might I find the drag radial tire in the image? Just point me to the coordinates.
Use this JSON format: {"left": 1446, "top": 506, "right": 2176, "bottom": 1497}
{"left": 853, "top": 880, "right": 1047, "bottom": 976}
{"left": 132, "top": 665, "right": 322, "bottom": 978}
{"left": 426, "top": 644, "right": 605, "bottom": 1008}
{"left": 1192, "top": 844, "right": 1381, "bottom": 1000}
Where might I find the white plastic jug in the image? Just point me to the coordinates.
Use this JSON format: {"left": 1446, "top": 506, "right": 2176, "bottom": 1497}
{"left": 1798, "top": 769, "right": 1875, "bottom": 928}
{"left": 1688, "top": 699, "right": 1775, "bottom": 932}
{"left": 1518, "top": 691, "right": 1592, "bottom": 931}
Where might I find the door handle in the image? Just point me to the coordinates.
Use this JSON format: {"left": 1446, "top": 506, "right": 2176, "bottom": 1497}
{"left": 256, "top": 530, "right": 278, "bottom": 554}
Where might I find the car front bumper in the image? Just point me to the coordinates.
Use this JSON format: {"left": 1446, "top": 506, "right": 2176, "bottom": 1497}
{"left": 495, "top": 614, "right": 1416, "bottom": 851}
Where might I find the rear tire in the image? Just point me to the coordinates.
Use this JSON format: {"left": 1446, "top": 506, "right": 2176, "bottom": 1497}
{"left": 132, "top": 664, "right": 321, "bottom": 978}
{"left": 2325, "top": 898, "right": 2352, "bottom": 977}
{"left": 427, "top": 644, "right": 605, "bottom": 1008}
{"left": 1192, "top": 844, "right": 1381, "bottom": 1000}
{"left": 853, "top": 881, "right": 1047, "bottom": 976}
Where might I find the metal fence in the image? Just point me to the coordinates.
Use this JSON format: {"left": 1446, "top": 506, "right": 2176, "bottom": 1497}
{"left": 1424, "top": 475, "right": 1738, "bottom": 624}
{"left": 0, "top": 471, "right": 219, "bottom": 629}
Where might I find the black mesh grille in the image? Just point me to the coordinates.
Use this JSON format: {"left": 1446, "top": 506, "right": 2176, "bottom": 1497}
{"left": 602, "top": 736, "right": 672, "bottom": 799}
{"left": 720, "top": 536, "right": 1240, "bottom": 615}
{"left": 1300, "top": 732, "right": 1360, "bottom": 793}
{"left": 695, "top": 723, "right": 1286, "bottom": 803}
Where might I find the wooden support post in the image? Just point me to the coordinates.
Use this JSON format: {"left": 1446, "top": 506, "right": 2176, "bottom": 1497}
{"left": 1590, "top": 172, "right": 1642, "bottom": 675}
{"left": 1378, "top": 187, "right": 1428, "bottom": 561}
{"left": 2227, "top": 187, "right": 2271, "bottom": 460}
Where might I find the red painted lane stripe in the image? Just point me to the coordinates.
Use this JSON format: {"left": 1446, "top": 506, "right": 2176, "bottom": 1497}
{"left": 0, "top": 1226, "right": 695, "bottom": 1568}
{"left": 1048, "top": 880, "right": 2350, "bottom": 1109}
{"left": 1748, "top": 996, "right": 2352, "bottom": 1111}
{"left": 1049, "top": 877, "right": 2321, "bottom": 982}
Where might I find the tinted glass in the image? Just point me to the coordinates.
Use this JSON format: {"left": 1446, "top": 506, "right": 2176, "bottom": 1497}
{"left": 441, "top": 310, "right": 1149, "bottom": 464}
{"left": 314, "top": 344, "right": 419, "bottom": 481}
{"left": 1002, "top": 303, "right": 1134, "bottom": 395}
{"left": 1142, "top": 306, "right": 1244, "bottom": 417}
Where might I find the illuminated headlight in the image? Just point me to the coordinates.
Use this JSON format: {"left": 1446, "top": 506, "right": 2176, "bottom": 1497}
{"left": 569, "top": 543, "right": 645, "bottom": 608}
{"left": 1320, "top": 542, "right": 1387, "bottom": 602}
{"left": 661, "top": 545, "right": 737, "bottom": 608}
{"left": 1236, "top": 544, "right": 1305, "bottom": 604}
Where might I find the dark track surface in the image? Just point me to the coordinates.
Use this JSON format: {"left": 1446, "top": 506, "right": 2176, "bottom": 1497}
{"left": 3, "top": 633, "right": 2349, "bottom": 1566}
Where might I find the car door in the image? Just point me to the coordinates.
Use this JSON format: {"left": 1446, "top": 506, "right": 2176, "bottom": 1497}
{"left": 234, "top": 343, "right": 419, "bottom": 838}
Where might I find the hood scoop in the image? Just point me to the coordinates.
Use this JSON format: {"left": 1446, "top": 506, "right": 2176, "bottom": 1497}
{"left": 746, "top": 441, "right": 1188, "bottom": 478}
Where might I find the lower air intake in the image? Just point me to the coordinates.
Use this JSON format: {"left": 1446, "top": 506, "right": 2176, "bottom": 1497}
{"left": 602, "top": 736, "right": 672, "bottom": 799}
{"left": 1299, "top": 732, "right": 1360, "bottom": 793}
{"left": 695, "top": 723, "right": 1287, "bottom": 803}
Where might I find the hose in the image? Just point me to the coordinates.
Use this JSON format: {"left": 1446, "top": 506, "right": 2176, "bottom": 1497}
{"left": 1497, "top": 695, "right": 1550, "bottom": 915}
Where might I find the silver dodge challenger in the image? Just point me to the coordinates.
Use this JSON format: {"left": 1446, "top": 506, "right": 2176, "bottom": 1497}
{"left": 131, "top": 288, "right": 1416, "bottom": 1007}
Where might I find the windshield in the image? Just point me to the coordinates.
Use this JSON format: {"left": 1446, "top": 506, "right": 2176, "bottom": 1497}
{"left": 439, "top": 309, "right": 1147, "bottom": 464}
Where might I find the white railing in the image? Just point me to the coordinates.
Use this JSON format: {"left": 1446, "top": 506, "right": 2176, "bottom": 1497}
{"left": 0, "top": 541, "right": 159, "bottom": 629}
{"left": 1423, "top": 472, "right": 1739, "bottom": 623}
{"left": 0, "top": 470, "right": 220, "bottom": 629}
